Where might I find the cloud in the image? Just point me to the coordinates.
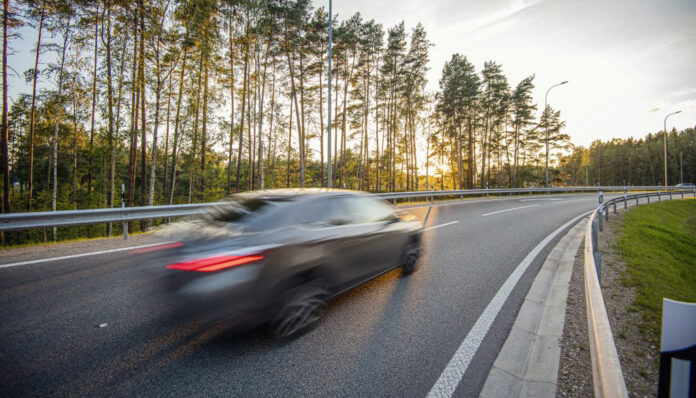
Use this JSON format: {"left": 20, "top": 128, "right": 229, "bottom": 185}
{"left": 458, "top": 0, "right": 543, "bottom": 33}
{"left": 672, "top": 87, "right": 696, "bottom": 98}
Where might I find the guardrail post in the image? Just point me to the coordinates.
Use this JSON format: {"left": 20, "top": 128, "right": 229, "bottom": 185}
{"left": 680, "top": 191, "right": 683, "bottom": 199}
{"left": 668, "top": 191, "right": 672, "bottom": 200}
{"left": 613, "top": 202, "right": 616, "bottom": 214}
{"left": 121, "top": 184, "right": 128, "bottom": 240}
{"left": 598, "top": 206, "right": 604, "bottom": 231}
{"left": 658, "top": 189, "right": 661, "bottom": 202}
{"left": 635, "top": 195, "right": 639, "bottom": 206}
{"left": 605, "top": 205, "right": 609, "bottom": 221}
{"left": 624, "top": 187, "right": 627, "bottom": 209}
{"left": 594, "top": 251, "right": 602, "bottom": 284}
{"left": 647, "top": 194, "right": 651, "bottom": 203}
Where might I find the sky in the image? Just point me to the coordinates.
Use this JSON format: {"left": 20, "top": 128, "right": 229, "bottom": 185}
{"left": 315, "top": 0, "right": 696, "bottom": 147}
{"left": 6, "top": 0, "right": 696, "bottom": 149}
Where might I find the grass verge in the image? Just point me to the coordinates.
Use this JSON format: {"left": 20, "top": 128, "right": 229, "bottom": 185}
{"left": 617, "top": 199, "right": 696, "bottom": 340}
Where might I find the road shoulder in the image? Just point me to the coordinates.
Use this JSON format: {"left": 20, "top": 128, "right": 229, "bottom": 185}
{"left": 480, "top": 216, "right": 586, "bottom": 397}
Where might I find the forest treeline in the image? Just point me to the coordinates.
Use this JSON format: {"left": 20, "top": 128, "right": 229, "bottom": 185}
{"left": 0, "top": 0, "right": 693, "bottom": 236}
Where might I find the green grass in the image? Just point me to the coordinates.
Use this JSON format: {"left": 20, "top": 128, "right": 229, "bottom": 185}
{"left": 617, "top": 199, "right": 696, "bottom": 341}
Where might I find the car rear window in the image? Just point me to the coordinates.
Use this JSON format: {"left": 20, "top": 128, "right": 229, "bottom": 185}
{"left": 208, "top": 197, "right": 295, "bottom": 230}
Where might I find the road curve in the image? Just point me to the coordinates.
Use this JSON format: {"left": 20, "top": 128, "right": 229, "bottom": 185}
{"left": 0, "top": 193, "right": 615, "bottom": 397}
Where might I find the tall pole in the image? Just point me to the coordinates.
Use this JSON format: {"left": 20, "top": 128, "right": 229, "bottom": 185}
{"left": 680, "top": 151, "right": 683, "bottom": 185}
{"left": 327, "top": 0, "right": 332, "bottom": 188}
{"left": 663, "top": 110, "right": 681, "bottom": 187}
{"left": 544, "top": 80, "right": 568, "bottom": 188}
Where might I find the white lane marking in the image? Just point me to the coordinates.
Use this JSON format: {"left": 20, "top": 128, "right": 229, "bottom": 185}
{"left": 519, "top": 198, "right": 560, "bottom": 202}
{"left": 425, "top": 210, "right": 592, "bottom": 398}
{"left": 481, "top": 204, "right": 539, "bottom": 217}
{"left": 0, "top": 221, "right": 461, "bottom": 269}
{"left": 398, "top": 193, "right": 598, "bottom": 211}
{"left": 423, "top": 221, "right": 459, "bottom": 232}
{"left": 0, "top": 241, "right": 176, "bottom": 269}
{"left": 553, "top": 198, "right": 590, "bottom": 204}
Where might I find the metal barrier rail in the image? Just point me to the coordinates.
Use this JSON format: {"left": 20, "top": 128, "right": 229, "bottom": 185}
{"left": 583, "top": 189, "right": 694, "bottom": 397}
{"left": 0, "top": 186, "right": 690, "bottom": 234}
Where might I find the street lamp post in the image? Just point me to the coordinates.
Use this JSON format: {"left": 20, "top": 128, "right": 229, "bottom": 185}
{"left": 327, "top": 0, "right": 332, "bottom": 188}
{"left": 663, "top": 110, "right": 681, "bottom": 187}
{"left": 544, "top": 80, "right": 568, "bottom": 188}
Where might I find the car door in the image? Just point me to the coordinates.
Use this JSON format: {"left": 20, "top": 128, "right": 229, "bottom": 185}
{"left": 292, "top": 196, "right": 367, "bottom": 292}
{"left": 340, "top": 195, "right": 407, "bottom": 278}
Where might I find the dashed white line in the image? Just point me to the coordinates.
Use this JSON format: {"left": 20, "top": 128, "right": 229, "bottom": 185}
{"left": 426, "top": 210, "right": 592, "bottom": 398}
{"left": 0, "top": 241, "right": 176, "bottom": 269}
{"left": 481, "top": 204, "right": 539, "bottom": 217}
{"left": 423, "top": 221, "right": 459, "bottom": 231}
{"left": 519, "top": 198, "right": 560, "bottom": 202}
{"left": 552, "top": 198, "right": 591, "bottom": 204}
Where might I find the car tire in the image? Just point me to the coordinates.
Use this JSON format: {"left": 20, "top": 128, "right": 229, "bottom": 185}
{"left": 270, "top": 279, "right": 328, "bottom": 339}
{"left": 402, "top": 242, "right": 420, "bottom": 275}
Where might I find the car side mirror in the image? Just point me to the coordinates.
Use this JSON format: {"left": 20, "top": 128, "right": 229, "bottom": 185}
{"left": 385, "top": 216, "right": 400, "bottom": 224}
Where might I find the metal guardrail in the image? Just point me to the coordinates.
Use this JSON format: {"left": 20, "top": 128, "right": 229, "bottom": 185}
{"left": 0, "top": 186, "right": 690, "bottom": 235}
{"left": 583, "top": 188, "right": 694, "bottom": 397}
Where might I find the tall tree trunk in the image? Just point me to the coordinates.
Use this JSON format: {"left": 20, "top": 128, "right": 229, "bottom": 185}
{"left": 298, "top": 52, "right": 306, "bottom": 188}
{"left": 226, "top": 13, "right": 235, "bottom": 195}
{"left": 374, "top": 67, "right": 380, "bottom": 192}
{"left": 127, "top": 10, "right": 139, "bottom": 207}
{"left": 235, "top": 27, "right": 249, "bottom": 193}
{"left": 1, "top": 0, "right": 9, "bottom": 214}
{"left": 188, "top": 51, "right": 204, "bottom": 203}
{"left": 51, "top": 17, "right": 71, "bottom": 240}
{"left": 318, "top": 42, "right": 324, "bottom": 187}
{"left": 480, "top": 116, "right": 488, "bottom": 188}
{"left": 72, "top": 83, "right": 78, "bottom": 209}
{"left": 287, "top": 95, "right": 293, "bottom": 187}
{"left": 199, "top": 58, "right": 208, "bottom": 195}
{"left": 267, "top": 65, "right": 276, "bottom": 187}
{"left": 257, "top": 40, "right": 270, "bottom": 189}
{"left": 139, "top": 0, "right": 147, "bottom": 214}
{"left": 247, "top": 51, "right": 254, "bottom": 190}
{"left": 162, "top": 73, "right": 172, "bottom": 198}
{"left": 169, "top": 42, "right": 188, "bottom": 204}
{"left": 103, "top": 0, "right": 115, "bottom": 235}
{"left": 87, "top": 3, "right": 99, "bottom": 196}
{"left": 457, "top": 122, "right": 463, "bottom": 190}
{"left": 27, "top": 1, "right": 45, "bottom": 211}
{"left": 284, "top": 35, "right": 304, "bottom": 188}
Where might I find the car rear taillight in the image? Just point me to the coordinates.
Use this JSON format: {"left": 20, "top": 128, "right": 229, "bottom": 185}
{"left": 166, "top": 254, "right": 264, "bottom": 272}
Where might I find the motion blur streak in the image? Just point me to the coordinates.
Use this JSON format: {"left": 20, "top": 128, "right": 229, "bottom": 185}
{"left": 166, "top": 255, "right": 264, "bottom": 272}
{"left": 129, "top": 242, "right": 183, "bottom": 254}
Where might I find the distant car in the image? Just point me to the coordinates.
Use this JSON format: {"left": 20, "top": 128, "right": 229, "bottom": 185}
{"left": 675, "top": 183, "right": 695, "bottom": 187}
{"left": 153, "top": 189, "right": 423, "bottom": 338}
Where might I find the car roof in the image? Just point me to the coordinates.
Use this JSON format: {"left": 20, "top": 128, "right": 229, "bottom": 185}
{"left": 228, "top": 188, "right": 367, "bottom": 201}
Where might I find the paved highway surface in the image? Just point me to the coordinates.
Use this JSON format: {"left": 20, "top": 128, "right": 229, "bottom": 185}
{"left": 0, "top": 193, "right": 620, "bottom": 397}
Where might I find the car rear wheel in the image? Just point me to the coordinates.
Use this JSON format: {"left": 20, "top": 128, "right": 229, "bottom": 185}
{"left": 270, "top": 280, "right": 328, "bottom": 339}
{"left": 402, "top": 243, "right": 420, "bottom": 275}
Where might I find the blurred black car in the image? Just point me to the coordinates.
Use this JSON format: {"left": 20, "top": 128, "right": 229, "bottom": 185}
{"left": 153, "top": 189, "right": 423, "bottom": 338}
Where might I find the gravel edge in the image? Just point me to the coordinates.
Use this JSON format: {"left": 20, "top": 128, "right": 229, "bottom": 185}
{"left": 557, "top": 211, "right": 659, "bottom": 398}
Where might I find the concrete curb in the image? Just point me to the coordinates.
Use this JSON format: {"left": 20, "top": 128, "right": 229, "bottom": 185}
{"left": 479, "top": 216, "right": 588, "bottom": 397}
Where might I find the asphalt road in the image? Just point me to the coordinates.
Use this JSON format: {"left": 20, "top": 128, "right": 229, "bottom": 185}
{"left": 0, "top": 193, "right": 620, "bottom": 397}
